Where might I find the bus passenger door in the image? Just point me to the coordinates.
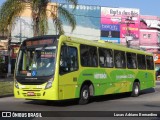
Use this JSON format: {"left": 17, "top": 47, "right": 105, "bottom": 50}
{"left": 58, "top": 44, "right": 79, "bottom": 100}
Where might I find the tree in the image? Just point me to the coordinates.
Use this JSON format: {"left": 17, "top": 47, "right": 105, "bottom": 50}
{"left": 0, "top": 0, "right": 77, "bottom": 76}
{"left": 0, "top": 0, "right": 77, "bottom": 36}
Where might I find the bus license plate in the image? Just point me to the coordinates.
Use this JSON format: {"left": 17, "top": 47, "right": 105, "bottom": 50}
{"left": 27, "top": 92, "right": 35, "bottom": 96}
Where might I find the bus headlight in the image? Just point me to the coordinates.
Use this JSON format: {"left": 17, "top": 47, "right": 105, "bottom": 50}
{"left": 45, "top": 78, "right": 53, "bottom": 89}
{"left": 15, "top": 81, "right": 19, "bottom": 89}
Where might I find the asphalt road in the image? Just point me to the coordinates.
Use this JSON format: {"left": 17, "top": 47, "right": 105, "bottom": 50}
{"left": 0, "top": 82, "right": 160, "bottom": 120}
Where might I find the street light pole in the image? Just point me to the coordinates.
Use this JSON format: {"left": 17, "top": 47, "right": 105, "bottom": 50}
{"left": 20, "top": 18, "right": 22, "bottom": 43}
{"left": 126, "top": 21, "right": 130, "bottom": 47}
{"left": 7, "top": 33, "right": 11, "bottom": 77}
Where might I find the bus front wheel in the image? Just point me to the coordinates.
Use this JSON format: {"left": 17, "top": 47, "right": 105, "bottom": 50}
{"left": 131, "top": 82, "right": 140, "bottom": 97}
{"left": 79, "top": 85, "right": 90, "bottom": 105}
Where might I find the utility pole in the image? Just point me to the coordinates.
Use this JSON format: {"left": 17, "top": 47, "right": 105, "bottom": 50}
{"left": 126, "top": 20, "right": 131, "bottom": 47}
{"left": 7, "top": 32, "right": 11, "bottom": 77}
{"left": 20, "top": 18, "right": 22, "bottom": 43}
{"left": 14, "top": 17, "right": 29, "bottom": 42}
{"left": 125, "top": 17, "right": 135, "bottom": 47}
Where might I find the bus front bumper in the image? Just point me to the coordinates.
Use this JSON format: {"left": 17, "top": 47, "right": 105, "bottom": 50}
{"left": 14, "top": 87, "right": 58, "bottom": 100}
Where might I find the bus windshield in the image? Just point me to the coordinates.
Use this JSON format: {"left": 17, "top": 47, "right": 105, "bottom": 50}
{"left": 16, "top": 46, "right": 56, "bottom": 77}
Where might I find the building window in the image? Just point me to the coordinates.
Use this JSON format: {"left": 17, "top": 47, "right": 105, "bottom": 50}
{"left": 143, "top": 34, "right": 147, "bottom": 39}
{"left": 148, "top": 34, "right": 151, "bottom": 39}
{"left": 158, "top": 34, "right": 160, "bottom": 43}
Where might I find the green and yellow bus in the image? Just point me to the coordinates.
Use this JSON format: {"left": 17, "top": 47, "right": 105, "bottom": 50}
{"left": 14, "top": 35, "right": 155, "bottom": 104}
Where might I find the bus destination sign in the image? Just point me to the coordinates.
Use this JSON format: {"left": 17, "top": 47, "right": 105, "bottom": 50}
{"left": 26, "top": 39, "right": 54, "bottom": 47}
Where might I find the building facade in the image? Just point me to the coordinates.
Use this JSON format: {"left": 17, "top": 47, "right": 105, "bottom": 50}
{"left": 139, "top": 16, "right": 160, "bottom": 71}
{"left": 1, "top": 3, "right": 160, "bottom": 74}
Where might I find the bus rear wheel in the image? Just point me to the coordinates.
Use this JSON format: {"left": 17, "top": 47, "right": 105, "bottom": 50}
{"left": 131, "top": 82, "right": 140, "bottom": 97}
{"left": 79, "top": 85, "right": 90, "bottom": 105}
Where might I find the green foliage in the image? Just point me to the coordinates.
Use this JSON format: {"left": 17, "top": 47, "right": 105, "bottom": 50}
{"left": 0, "top": 57, "right": 7, "bottom": 73}
{"left": 0, "top": 0, "right": 77, "bottom": 36}
{"left": 0, "top": 0, "right": 25, "bottom": 34}
{"left": 0, "top": 81, "right": 13, "bottom": 96}
{"left": 0, "top": 57, "right": 4, "bottom": 63}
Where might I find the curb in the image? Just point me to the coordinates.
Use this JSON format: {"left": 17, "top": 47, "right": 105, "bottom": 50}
{"left": 0, "top": 94, "right": 13, "bottom": 98}
{"left": 0, "top": 78, "right": 13, "bottom": 81}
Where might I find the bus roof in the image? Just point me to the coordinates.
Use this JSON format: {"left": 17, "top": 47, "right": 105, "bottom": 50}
{"left": 59, "top": 35, "right": 153, "bottom": 56}
{"left": 23, "top": 35, "right": 59, "bottom": 41}
{"left": 22, "top": 35, "right": 152, "bottom": 56}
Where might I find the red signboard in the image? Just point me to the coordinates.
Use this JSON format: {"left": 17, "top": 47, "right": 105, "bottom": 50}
{"left": 154, "top": 54, "right": 160, "bottom": 64}
{"left": 26, "top": 39, "right": 54, "bottom": 47}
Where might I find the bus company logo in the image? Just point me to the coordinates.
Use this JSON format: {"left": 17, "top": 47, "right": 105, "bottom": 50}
{"left": 1, "top": 112, "right": 42, "bottom": 118}
{"left": 116, "top": 74, "right": 135, "bottom": 79}
{"left": 94, "top": 73, "right": 107, "bottom": 79}
{"left": 2, "top": 112, "right": 11, "bottom": 117}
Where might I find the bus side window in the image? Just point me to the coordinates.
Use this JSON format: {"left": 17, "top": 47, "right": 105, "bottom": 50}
{"left": 146, "top": 56, "right": 154, "bottom": 70}
{"left": 59, "top": 45, "right": 78, "bottom": 74}
{"left": 114, "top": 50, "right": 126, "bottom": 68}
{"left": 126, "top": 52, "right": 137, "bottom": 69}
{"left": 89, "top": 47, "right": 98, "bottom": 67}
{"left": 80, "top": 44, "right": 98, "bottom": 67}
{"left": 99, "top": 48, "right": 113, "bottom": 68}
{"left": 137, "top": 54, "right": 146, "bottom": 69}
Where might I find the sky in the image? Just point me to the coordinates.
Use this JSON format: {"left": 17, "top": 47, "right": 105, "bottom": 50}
{"left": 77, "top": 0, "right": 160, "bottom": 16}
{"left": 0, "top": 0, "right": 160, "bottom": 16}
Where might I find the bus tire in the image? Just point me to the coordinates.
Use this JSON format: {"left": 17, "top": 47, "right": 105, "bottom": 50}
{"left": 131, "top": 82, "right": 140, "bottom": 97}
{"left": 79, "top": 85, "right": 90, "bottom": 105}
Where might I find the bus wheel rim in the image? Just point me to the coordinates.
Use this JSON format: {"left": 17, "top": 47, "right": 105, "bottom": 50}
{"left": 83, "top": 90, "right": 88, "bottom": 99}
{"left": 135, "top": 85, "right": 139, "bottom": 95}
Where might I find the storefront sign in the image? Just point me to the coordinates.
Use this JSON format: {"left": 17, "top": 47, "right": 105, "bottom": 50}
{"left": 101, "top": 7, "right": 140, "bottom": 42}
{"left": 154, "top": 54, "right": 160, "bottom": 64}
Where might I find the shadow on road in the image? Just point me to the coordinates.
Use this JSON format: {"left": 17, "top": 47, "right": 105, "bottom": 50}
{"left": 25, "top": 99, "right": 79, "bottom": 107}
{"left": 24, "top": 88, "right": 155, "bottom": 107}
{"left": 140, "top": 88, "right": 155, "bottom": 95}
{"left": 91, "top": 88, "right": 155, "bottom": 103}
{"left": 91, "top": 92, "right": 131, "bottom": 103}
{"left": 24, "top": 93, "right": 131, "bottom": 107}
{"left": 144, "top": 104, "right": 160, "bottom": 108}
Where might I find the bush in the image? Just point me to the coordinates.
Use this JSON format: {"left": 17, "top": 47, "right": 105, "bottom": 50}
{"left": 0, "top": 63, "right": 7, "bottom": 73}
{"left": 0, "top": 81, "right": 13, "bottom": 96}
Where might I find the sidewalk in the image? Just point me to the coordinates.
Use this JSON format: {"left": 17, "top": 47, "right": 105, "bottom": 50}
{"left": 156, "top": 80, "right": 160, "bottom": 85}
